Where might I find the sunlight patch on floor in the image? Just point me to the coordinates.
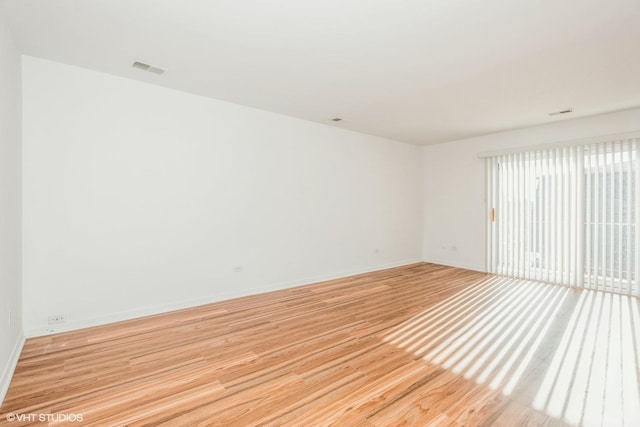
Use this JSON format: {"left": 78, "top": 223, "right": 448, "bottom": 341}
{"left": 383, "top": 277, "right": 640, "bottom": 426}
{"left": 532, "top": 290, "right": 640, "bottom": 426}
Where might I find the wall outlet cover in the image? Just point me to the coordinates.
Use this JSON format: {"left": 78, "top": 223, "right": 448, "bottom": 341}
{"left": 48, "top": 314, "right": 66, "bottom": 324}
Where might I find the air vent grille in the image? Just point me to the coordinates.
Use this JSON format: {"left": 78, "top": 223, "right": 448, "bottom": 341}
{"left": 549, "top": 108, "right": 573, "bottom": 116}
{"left": 132, "top": 61, "right": 165, "bottom": 75}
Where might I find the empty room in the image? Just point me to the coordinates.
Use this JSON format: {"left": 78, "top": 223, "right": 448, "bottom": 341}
{"left": 1, "top": 0, "right": 639, "bottom": 425}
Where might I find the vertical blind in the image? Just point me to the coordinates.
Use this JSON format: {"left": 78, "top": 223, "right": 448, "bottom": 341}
{"left": 487, "top": 138, "right": 640, "bottom": 296}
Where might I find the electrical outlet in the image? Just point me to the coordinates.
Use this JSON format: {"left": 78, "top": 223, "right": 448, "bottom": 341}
{"left": 48, "top": 314, "right": 66, "bottom": 325}
{"left": 233, "top": 265, "right": 244, "bottom": 273}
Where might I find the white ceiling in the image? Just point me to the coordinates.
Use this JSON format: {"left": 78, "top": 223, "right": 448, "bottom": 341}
{"left": 4, "top": 0, "right": 640, "bottom": 145}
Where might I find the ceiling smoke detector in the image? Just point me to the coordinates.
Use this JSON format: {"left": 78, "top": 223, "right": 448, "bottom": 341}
{"left": 132, "top": 61, "right": 166, "bottom": 75}
{"left": 548, "top": 108, "right": 573, "bottom": 116}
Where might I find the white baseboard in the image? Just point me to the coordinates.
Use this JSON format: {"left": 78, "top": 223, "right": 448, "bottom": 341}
{"left": 25, "top": 258, "right": 424, "bottom": 338}
{"left": 0, "top": 332, "right": 25, "bottom": 408}
{"left": 423, "top": 258, "right": 486, "bottom": 273}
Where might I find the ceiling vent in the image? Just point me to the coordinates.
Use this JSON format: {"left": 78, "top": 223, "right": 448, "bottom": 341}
{"left": 548, "top": 108, "right": 573, "bottom": 116}
{"left": 132, "top": 61, "right": 166, "bottom": 75}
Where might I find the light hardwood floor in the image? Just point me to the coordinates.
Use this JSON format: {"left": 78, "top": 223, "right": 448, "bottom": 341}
{"left": 1, "top": 263, "right": 639, "bottom": 426}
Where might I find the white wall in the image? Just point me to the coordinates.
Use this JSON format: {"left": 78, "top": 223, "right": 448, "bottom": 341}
{"left": 423, "top": 108, "right": 640, "bottom": 271}
{"left": 22, "top": 56, "right": 423, "bottom": 336}
{"left": 0, "top": 9, "right": 24, "bottom": 405}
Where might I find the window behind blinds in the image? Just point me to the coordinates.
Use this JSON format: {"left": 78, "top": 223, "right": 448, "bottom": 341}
{"left": 487, "top": 139, "right": 640, "bottom": 296}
